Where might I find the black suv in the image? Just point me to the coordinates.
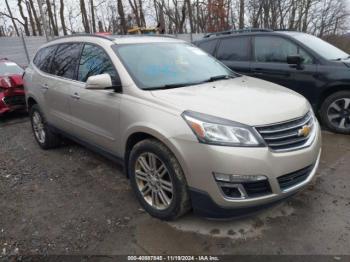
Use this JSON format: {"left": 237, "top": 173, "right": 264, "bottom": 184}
{"left": 194, "top": 29, "right": 350, "bottom": 134}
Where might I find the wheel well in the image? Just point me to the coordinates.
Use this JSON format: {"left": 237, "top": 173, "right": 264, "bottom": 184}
{"left": 27, "top": 97, "right": 37, "bottom": 111}
{"left": 318, "top": 86, "right": 350, "bottom": 110}
{"left": 124, "top": 132, "right": 157, "bottom": 177}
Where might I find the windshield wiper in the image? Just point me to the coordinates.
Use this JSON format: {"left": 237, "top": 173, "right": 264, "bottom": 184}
{"left": 147, "top": 81, "right": 202, "bottom": 90}
{"left": 146, "top": 74, "right": 236, "bottom": 90}
{"left": 202, "top": 74, "right": 235, "bottom": 83}
{"left": 331, "top": 56, "right": 350, "bottom": 61}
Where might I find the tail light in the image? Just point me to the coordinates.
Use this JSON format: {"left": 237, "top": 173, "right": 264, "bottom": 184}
{"left": 0, "top": 77, "right": 13, "bottom": 88}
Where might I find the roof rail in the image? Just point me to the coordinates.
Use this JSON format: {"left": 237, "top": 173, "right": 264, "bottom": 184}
{"left": 203, "top": 28, "right": 273, "bottom": 38}
{"left": 273, "top": 29, "right": 299, "bottom": 32}
{"left": 48, "top": 33, "right": 113, "bottom": 42}
{"left": 48, "top": 33, "right": 177, "bottom": 43}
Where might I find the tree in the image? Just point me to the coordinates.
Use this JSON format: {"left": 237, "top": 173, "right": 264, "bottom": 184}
{"left": 60, "top": 0, "right": 67, "bottom": 35}
{"left": 25, "top": 0, "right": 37, "bottom": 35}
{"left": 117, "top": 0, "right": 127, "bottom": 34}
{"left": 5, "top": 0, "right": 20, "bottom": 36}
{"left": 239, "top": 0, "right": 245, "bottom": 29}
{"left": 18, "top": 0, "right": 30, "bottom": 36}
{"left": 46, "top": 0, "right": 59, "bottom": 35}
{"left": 28, "top": 0, "right": 42, "bottom": 35}
{"left": 80, "top": 0, "right": 90, "bottom": 33}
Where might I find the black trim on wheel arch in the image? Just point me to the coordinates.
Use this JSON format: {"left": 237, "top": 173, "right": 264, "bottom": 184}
{"left": 189, "top": 187, "right": 297, "bottom": 219}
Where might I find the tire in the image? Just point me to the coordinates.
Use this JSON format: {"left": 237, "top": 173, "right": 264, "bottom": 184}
{"left": 128, "top": 139, "right": 191, "bottom": 220}
{"left": 320, "top": 91, "right": 350, "bottom": 134}
{"left": 30, "top": 104, "right": 61, "bottom": 149}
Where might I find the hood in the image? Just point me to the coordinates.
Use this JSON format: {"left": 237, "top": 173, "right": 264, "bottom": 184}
{"left": 151, "top": 76, "right": 309, "bottom": 126}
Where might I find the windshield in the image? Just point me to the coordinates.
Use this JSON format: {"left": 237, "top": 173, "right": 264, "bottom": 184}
{"left": 292, "top": 33, "right": 349, "bottom": 60}
{"left": 0, "top": 62, "right": 24, "bottom": 76}
{"left": 114, "top": 42, "right": 235, "bottom": 90}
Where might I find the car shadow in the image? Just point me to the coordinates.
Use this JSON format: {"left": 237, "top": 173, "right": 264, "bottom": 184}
{"left": 0, "top": 111, "right": 28, "bottom": 125}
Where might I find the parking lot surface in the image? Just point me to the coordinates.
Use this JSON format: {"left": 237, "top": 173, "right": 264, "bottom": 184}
{"left": 0, "top": 114, "right": 349, "bottom": 255}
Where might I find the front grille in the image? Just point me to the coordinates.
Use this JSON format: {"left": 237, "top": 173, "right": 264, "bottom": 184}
{"left": 3, "top": 95, "right": 25, "bottom": 106}
{"left": 277, "top": 165, "right": 314, "bottom": 190}
{"left": 255, "top": 112, "right": 314, "bottom": 151}
{"left": 242, "top": 180, "right": 272, "bottom": 197}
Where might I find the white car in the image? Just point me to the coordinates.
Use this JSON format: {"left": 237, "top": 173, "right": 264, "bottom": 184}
{"left": 23, "top": 34, "right": 322, "bottom": 220}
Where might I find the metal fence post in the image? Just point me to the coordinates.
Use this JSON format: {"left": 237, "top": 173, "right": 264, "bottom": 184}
{"left": 21, "top": 34, "right": 30, "bottom": 65}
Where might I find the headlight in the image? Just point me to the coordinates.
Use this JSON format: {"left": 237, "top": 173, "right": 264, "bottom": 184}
{"left": 182, "top": 111, "right": 263, "bottom": 147}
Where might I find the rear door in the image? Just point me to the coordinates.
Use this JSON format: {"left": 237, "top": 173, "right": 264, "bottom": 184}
{"left": 251, "top": 35, "right": 319, "bottom": 100}
{"left": 216, "top": 36, "right": 252, "bottom": 75}
{"left": 44, "top": 43, "right": 82, "bottom": 132}
{"left": 69, "top": 43, "right": 122, "bottom": 155}
{"left": 31, "top": 45, "right": 57, "bottom": 119}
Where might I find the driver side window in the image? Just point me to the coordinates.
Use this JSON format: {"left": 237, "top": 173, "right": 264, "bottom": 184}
{"left": 254, "top": 36, "right": 313, "bottom": 64}
{"left": 78, "top": 44, "right": 119, "bottom": 83}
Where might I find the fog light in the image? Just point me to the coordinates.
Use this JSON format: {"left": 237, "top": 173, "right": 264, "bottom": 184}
{"left": 214, "top": 172, "right": 267, "bottom": 183}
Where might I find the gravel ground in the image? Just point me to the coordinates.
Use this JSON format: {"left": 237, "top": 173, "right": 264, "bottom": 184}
{"left": 0, "top": 113, "right": 349, "bottom": 256}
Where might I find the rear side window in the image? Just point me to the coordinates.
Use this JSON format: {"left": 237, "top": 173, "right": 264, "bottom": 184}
{"left": 78, "top": 44, "right": 119, "bottom": 83}
{"left": 50, "top": 43, "right": 82, "bottom": 79}
{"left": 197, "top": 40, "right": 217, "bottom": 55}
{"left": 216, "top": 37, "right": 250, "bottom": 61}
{"left": 33, "top": 45, "right": 57, "bottom": 73}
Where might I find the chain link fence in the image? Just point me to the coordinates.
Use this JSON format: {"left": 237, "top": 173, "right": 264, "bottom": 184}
{"left": 0, "top": 34, "right": 205, "bottom": 67}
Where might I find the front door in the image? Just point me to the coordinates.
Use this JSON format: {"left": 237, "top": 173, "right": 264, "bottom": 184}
{"left": 69, "top": 43, "right": 122, "bottom": 155}
{"left": 250, "top": 36, "right": 319, "bottom": 103}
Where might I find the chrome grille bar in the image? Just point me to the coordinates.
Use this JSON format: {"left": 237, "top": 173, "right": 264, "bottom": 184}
{"left": 256, "top": 112, "right": 314, "bottom": 151}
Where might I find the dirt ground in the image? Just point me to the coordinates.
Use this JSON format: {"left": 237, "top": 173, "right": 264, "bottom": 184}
{"left": 0, "top": 113, "right": 349, "bottom": 256}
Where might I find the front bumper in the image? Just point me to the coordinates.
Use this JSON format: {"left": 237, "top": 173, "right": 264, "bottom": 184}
{"left": 170, "top": 121, "right": 322, "bottom": 217}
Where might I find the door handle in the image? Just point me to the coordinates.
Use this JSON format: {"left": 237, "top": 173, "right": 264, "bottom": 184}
{"left": 71, "top": 93, "right": 80, "bottom": 100}
{"left": 252, "top": 68, "right": 264, "bottom": 75}
{"left": 41, "top": 83, "right": 49, "bottom": 91}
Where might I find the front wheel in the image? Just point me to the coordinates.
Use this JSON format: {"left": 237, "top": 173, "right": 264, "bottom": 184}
{"left": 320, "top": 91, "right": 350, "bottom": 134}
{"left": 128, "top": 139, "right": 191, "bottom": 220}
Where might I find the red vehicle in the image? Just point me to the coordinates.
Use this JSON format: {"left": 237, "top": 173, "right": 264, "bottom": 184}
{"left": 0, "top": 58, "right": 26, "bottom": 115}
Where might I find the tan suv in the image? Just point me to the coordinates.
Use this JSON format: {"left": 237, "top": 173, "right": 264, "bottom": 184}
{"left": 24, "top": 35, "right": 322, "bottom": 220}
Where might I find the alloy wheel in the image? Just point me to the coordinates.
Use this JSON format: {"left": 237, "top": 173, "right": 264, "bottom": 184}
{"left": 327, "top": 98, "right": 350, "bottom": 130}
{"left": 134, "top": 152, "right": 173, "bottom": 210}
{"left": 32, "top": 111, "right": 46, "bottom": 144}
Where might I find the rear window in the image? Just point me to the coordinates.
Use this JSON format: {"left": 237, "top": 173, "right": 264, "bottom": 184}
{"left": 197, "top": 40, "right": 218, "bottom": 55}
{"left": 216, "top": 37, "right": 250, "bottom": 61}
{"left": 50, "top": 43, "right": 82, "bottom": 79}
{"left": 33, "top": 45, "right": 57, "bottom": 73}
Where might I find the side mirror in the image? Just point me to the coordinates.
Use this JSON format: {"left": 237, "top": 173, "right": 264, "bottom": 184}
{"left": 287, "top": 55, "right": 304, "bottom": 68}
{"left": 86, "top": 74, "right": 122, "bottom": 92}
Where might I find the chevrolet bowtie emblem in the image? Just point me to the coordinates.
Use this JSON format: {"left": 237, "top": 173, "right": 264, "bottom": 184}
{"left": 298, "top": 125, "right": 311, "bottom": 137}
